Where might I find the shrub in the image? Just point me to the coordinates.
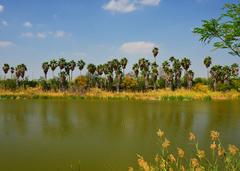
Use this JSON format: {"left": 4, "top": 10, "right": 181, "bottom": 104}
{"left": 192, "top": 83, "right": 209, "bottom": 92}
{"left": 157, "top": 77, "right": 165, "bottom": 89}
{"left": 0, "top": 79, "right": 17, "bottom": 90}
{"left": 122, "top": 76, "right": 138, "bottom": 91}
{"left": 194, "top": 77, "right": 208, "bottom": 85}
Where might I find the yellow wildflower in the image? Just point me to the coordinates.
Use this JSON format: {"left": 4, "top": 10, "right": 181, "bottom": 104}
{"left": 197, "top": 149, "right": 205, "bottom": 159}
{"left": 217, "top": 147, "right": 225, "bottom": 157}
{"left": 228, "top": 145, "right": 239, "bottom": 156}
{"left": 168, "top": 154, "right": 176, "bottom": 163}
{"left": 162, "top": 138, "right": 170, "bottom": 149}
{"left": 177, "top": 147, "right": 185, "bottom": 158}
{"left": 210, "top": 141, "right": 217, "bottom": 150}
{"left": 137, "top": 155, "right": 150, "bottom": 171}
{"left": 128, "top": 167, "right": 134, "bottom": 171}
{"left": 191, "top": 158, "right": 199, "bottom": 168}
{"left": 210, "top": 131, "right": 220, "bottom": 141}
{"left": 189, "top": 132, "right": 196, "bottom": 141}
{"left": 157, "top": 129, "right": 164, "bottom": 138}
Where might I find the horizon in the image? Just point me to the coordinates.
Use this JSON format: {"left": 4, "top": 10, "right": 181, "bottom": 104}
{"left": 0, "top": 0, "right": 239, "bottom": 79}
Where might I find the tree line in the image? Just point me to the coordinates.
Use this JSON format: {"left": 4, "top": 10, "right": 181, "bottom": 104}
{"left": 1, "top": 48, "right": 239, "bottom": 92}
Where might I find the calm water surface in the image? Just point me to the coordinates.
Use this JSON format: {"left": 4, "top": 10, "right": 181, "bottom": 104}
{"left": 0, "top": 100, "right": 239, "bottom": 171}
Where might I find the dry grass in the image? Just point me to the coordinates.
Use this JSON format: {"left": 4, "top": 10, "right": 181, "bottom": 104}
{"left": 0, "top": 87, "right": 239, "bottom": 100}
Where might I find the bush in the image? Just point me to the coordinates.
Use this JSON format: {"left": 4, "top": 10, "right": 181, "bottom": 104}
{"left": 194, "top": 77, "right": 208, "bottom": 85}
{"left": 217, "top": 83, "right": 231, "bottom": 92}
{"left": 0, "top": 79, "right": 17, "bottom": 90}
{"left": 193, "top": 83, "right": 209, "bottom": 92}
{"left": 157, "top": 77, "right": 165, "bottom": 89}
{"left": 230, "top": 78, "right": 240, "bottom": 91}
{"left": 39, "top": 79, "right": 50, "bottom": 91}
{"left": 122, "top": 76, "right": 138, "bottom": 91}
{"left": 49, "top": 78, "right": 60, "bottom": 91}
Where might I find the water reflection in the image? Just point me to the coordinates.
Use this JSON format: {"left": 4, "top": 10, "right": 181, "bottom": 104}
{"left": 0, "top": 100, "right": 239, "bottom": 171}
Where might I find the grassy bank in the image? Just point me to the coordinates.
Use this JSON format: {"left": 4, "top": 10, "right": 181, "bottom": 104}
{"left": 0, "top": 88, "right": 240, "bottom": 101}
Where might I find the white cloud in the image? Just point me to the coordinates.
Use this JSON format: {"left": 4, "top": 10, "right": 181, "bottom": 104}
{"left": 54, "top": 30, "right": 65, "bottom": 38}
{"left": 23, "top": 21, "right": 32, "bottom": 28}
{"left": 21, "top": 32, "right": 33, "bottom": 38}
{"left": 103, "top": 0, "right": 161, "bottom": 13}
{"left": 139, "top": 0, "right": 161, "bottom": 6}
{"left": 120, "top": 41, "right": 157, "bottom": 54}
{"left": 0, "top": 41, "right": 13, "bottom": 48}
{"left": 36, "top": 32, "right": 46, "bottom": 39}
{"left": 103, "top": 0, "right": 137, "bottom": 13}
{"left": 0, "top": 4, "right": 4, "bottom": 12}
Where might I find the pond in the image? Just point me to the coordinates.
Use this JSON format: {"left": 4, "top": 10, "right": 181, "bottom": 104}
{"left": 0, "top": 100, "right": 239, "bottom": 171}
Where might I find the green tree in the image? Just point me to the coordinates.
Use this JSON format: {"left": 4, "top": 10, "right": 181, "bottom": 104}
{"left": 193, "top": 1, "right": 240, "bottom": 57}
{"left": 10, "top": 67, "right": 14, "bottom": 79}
{"left": 203, "top": 56, "right": 212, "bottom": 78}
{"left": 58, "top": 58, "right": 66, "bottom": 71}
{"left": 231, "top": 63, "right": 239, "bottom": 77}
{"left": 77, "top": 60, "right": 85, "bottom": 75}
{"left": 2, "top": 64, "right": 10, "bottom": 80}
{"left": 42, "top": 62, "right": 49, "bottom": 80}
{"left": 152, "top": 47, "right": 159, "bottom": 63}
{"left": 132, "top": 63, "right": 139, "bottom": 78}
{"left": 120, "top": 57, "right": 128, "bottom": 75}
{"left": 50, "top": 60, "right": 58, "bottom": 77}
{"left": 69, "top": 60, "right": 76, "bottom": 81}
{"left": 210, "top": 65, "right": 222, "bottom": 91}
{"left": 87, "top": 64, "right": 96, "bottom": 87}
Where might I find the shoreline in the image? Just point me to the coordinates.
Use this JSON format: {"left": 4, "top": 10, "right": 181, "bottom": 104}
{"left": 0, "top": 88, "right": 239, "bottom": 101}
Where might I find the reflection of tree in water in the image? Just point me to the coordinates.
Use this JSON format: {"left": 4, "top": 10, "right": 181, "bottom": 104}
{"left": 0, "top": 100, "right": 30, "bottom": 135}
{"left": 40, "top": 100, "right": 73, "bottom": 138}
{"left": 204, "top": 101, "right": 240, "bottom": 146}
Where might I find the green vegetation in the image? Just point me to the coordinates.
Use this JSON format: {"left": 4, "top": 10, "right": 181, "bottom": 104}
{"left": 130, "top": 130, "right": 240, "bottom": 171}
{"left": 193, "top": 1, "right": 240, "bottom": 57}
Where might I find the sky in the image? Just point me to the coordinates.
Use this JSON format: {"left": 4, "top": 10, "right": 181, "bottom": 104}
{"left": 0, "top": 0, "right": 239, "bottom": 79}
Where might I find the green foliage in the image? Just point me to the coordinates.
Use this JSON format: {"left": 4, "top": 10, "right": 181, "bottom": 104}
{"left": 0, "top": 79, "right": 17, "bottom": 90}
{"left": 193, "top": 1, "right": 240, "bottom": 57}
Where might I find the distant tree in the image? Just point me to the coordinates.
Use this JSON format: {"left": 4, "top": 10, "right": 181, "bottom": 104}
{"left": 210, "top": 65, "right": 222, "bottom": 91}
{"left": 10, "top": 67, "right": 14, "bottom": 79}
{"left": 69, "top": 60, "right": 76, "bottom": 81}
{"left": 50, "top": 60, "right": 58, "bottom": 77}
{"left": 77, "top": 60, "right": 85, "bottom": 75}
{"left": 203, "top": 56, "right": 212, "bottom": 78}
{"left": 120, "top": 57, "right": 128, "bottom": 75}
{"left": 152, "top": 47, "right": 159, "bottom": 63}
{"left": 132, "top": 63, "right": 139, "bottom": 78}
{"left": 193, "top": 1, "right": 240, "bottom": 57}
{"left": 2, "top": 64, "right": 10, "bottom": 80}
{"left": 151, "top": 62, "right": 159, "bottom": 90}
{"left": 58, "top": 58, "right": 66, "bottom": 71}
{"left": 42, "top": 62, "right": 49, "bottom": 80}
{"left": 87, "top": 64, "right": 96, "bottom": 87}
{"left": 231, "top": 63, "right": 239, "bottom": 77}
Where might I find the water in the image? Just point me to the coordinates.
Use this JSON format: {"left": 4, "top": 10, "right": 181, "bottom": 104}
{"left": 0, "top": 100, "right": 239, "bottom": 171}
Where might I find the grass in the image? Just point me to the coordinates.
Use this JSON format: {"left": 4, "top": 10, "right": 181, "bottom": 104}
{"left": 0, "top": 87, "right": 240, "bottom": 101}
{"left": 129, "top": 129, "right": 240, "bottom": 171}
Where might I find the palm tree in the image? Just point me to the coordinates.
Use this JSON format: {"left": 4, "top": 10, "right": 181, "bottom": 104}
{"left": 10, "top": 67, "right": 14, "bottom": 79}
{"left": 42, "top": 62, "right": 49, "bottom": 80}
{"left": 69, "top": 60, "right": 76, "bottom": 81}
{"left": 151, "top": 62, "right": 159, "bottom": 90}
{"left": 19, "top": 64, "right": 27, "bottom": 79}
{"left": 2, "top": 64, "right": 10, "bottom": 80}
{"left": 138, "top": 58, "right": 150, "bottom": 89}
{"left": 111, "top": 59, "right": 122, "bottom": 92}
{"left": 210, "top": 65, "right": 222, "bottom": 91}
{"left": 87, "top": 64, "right": 96, "bottom": 87}
{"left": 132, "top": 63, "right": 139, "bottom": 78}
{"left": 181, "top": 57, "right": 191, "bottom": 88}
{"left": 64, "top": 62, "right": 71, "bottom": 81}
{"left": 58, "top": 58, "right": 66, "bottom": 71}
{"left": 152, "top": 47, "right": 159, "bottom": 63}
{"left": 162, "top": 60, "right": 170, "bottom": 88}
{"left": 96, "top": 64, "right": 104, "bottom": 88}
{"left": 172, "top": 59, "right": 182, "bottom": 89}
{"left": 120, "top": 58, "right": 128, "bottom": 75}
{"left": 77, "top": 60, "right": 85, "bottom": 75}
{"left": 187, "top": 70, "right": 194, "bottom": 89}
{"left": 50, "top": 60, "right": 58, "bottom": 78}
{"left": 203, "top": 56, "right": 212, "bottom": 78}
{"left": 59, "top": 71, "right": 67, "bottom": 91}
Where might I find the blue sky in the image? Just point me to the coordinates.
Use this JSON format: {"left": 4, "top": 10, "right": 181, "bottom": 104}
{"left": 0, "top": 0, "right": 239, "bottom": 79}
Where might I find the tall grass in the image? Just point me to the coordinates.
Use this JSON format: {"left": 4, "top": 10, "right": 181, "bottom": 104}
{"left": 129, "top": 130, "right": 240, "bottom": 171}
